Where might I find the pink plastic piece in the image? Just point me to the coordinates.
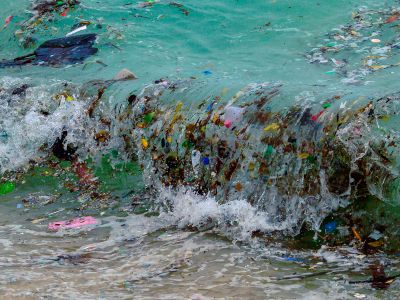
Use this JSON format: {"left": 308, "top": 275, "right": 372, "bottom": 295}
{"left": 224, "top": 120, "right": 232, "bottom": 128}
{"left": 48, "top": 216, "right": 98, "bottom": 231}
{"left": 353, "top": 126, "right": 361, "bottom": 136}
{"left": 5, "top": 16, "right": 13, "bottom": 25}
{"left": 3, "top": 16, "right": 13, "bottom": 29}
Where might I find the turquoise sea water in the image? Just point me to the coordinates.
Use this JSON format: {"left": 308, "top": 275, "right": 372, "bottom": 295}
{"left": 1, "top": 0, "right": 400, "bottom": 299}
{"left": 1, "top": 1, "right": 399, "bottom": 91}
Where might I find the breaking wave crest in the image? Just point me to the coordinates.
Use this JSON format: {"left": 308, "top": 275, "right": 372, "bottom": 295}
{"left": 1, "top": 75, "right": 399, "bottom": 243}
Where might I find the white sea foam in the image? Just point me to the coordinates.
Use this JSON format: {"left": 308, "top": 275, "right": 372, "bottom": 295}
{"left": 153, "top": 186, "right": 346, "bottom": 241}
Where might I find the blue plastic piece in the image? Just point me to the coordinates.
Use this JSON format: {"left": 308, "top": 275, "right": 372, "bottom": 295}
{"left": 281, "top": 256, "right": 306, "bottom": 263}
{"left": 202, "top": 157, "right": 210, "bottom": 165}
{"left": 324, "top": 221, "right": 337, "bottom": 233}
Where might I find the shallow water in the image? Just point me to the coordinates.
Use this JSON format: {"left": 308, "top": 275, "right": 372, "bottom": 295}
{"left": 1, "top": 197, "right": 400, "bottom": 300}
{"left": 1, "top": 0, "right": 400, "bottom": 299}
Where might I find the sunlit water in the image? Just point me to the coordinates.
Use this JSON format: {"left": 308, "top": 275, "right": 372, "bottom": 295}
{"left": 1, "top": 0, "right": 400, "bottom": 299}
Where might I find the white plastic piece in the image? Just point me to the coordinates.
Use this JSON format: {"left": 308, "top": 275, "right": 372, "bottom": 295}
{"left": 224, "top": 106, "right": 244, "bottom": 128}
{"left": 66, "top": 25, "right": 87, "bottom": 37}
{"left": 191, "top": 150, "right": 201, "bottom": 175}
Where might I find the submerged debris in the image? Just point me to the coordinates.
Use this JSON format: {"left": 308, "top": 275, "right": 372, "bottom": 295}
{"left": 349, "top": 263, "right": 400, "bottom": 290}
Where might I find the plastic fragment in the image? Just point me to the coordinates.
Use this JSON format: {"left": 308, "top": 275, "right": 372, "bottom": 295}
{"left": 248, "top": 162, "right": 255, "bottom": 171}
{"left": 371, "top": 39, "right": 381, "bottom": 43}
{"left": 66, "top": 25, "right": 87, "bottom": 37}
{"left": 3, "top": 15, "right": 13, "bottom": 29}
{"left": 224, "top": 106, "right": 244, "bottom": 128}
{"left": 0, "top": 182, "right": 15, "bottom": 195}
{"left": 369, "top": 65, "right": 387, "bottom": 70}
{"left": 281, "top": 256, "right": 306, "bottom": 263}
{"left": 235, "top": 182, "right": 243, "bottom": 191}
{"left": 379, "top": 115, "right": 390, "bottom": 121}
{"left": 141, "top": 138, "right": 149, "bottom": 149}
{"left": 264, "top": 123, "right": 280, "bottom": 132}
{"left": 143, "top": 112, "right": 155, "bottom": 124}
{"left": 385, "top": 15, "right": 399, "bottom": 24}
{"left": 48, "top": 216, "right": 98, "bottom": 231}
{"left": 298, "top": 153, "right": 310, "bottom": 159}
{"left": 324, "top": 221, "right": 337, "bottom": 233}
{"left": 352, "top": 227, "right": 363, "bottom": 242}
{"left": 368, "top": 240, "right": 384, "bottom": 248}
{"left": 175, "top": 101, "right": 183, "bottom": 113}
{"left": 331, "top": 58, "right": 344, "bottom": 67}
{"left": 212, "top": 113, "right": 219, "bottom": 124}
{"left": 263, "top": 145, "right": 274, "bottom": 158}
{"left": 202, "top": 157, "right": 210, "bottom": 165}
{"left": 202, "top": 70, "right": 212, "bottom": 75}
{"left": 31, "top": 218, "right": 47, "bottom": 224}
{"left": 60, "top": 8, "right": 69, "bottom": 17}
{"left": 206, "top": 102, "right": 214, "bottom": 112}
{"left": 311, "top": 110, "right": 324, "bottom": 121}
{"left": 94, "top": 130, "right": 110, "bottom": 143}
{"left": 72, "top": 161, "right": 96, "bottom": 186}
{"left": 191, "top": 150, "right": 201, "bottom": 173}
{"left": 369, "top": 230, "right": 383, "bottom": 240}
{"left": 322, "top": 103, "right": 331, "bottom": 109}
{"left": 182, "top": 140, "right": 194, "bottom": 149}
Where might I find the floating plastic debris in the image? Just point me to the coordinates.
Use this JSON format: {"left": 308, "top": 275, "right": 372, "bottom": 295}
{"left": 0, "top": 34, "right": 98, "bottom": 68}
{"left": 48, "top": 216, "right": 98, "bottom": 231}
{"left": 66, "top": 25, "right": 87, "bottom": 37}
{"left": 0, "top": 182, "right": 15, "bottom": 195}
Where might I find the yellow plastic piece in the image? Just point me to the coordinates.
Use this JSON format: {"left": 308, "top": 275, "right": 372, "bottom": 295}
{"left": 297, "top": 153, "right": 310, "bottom": 159}
{"left": 141, "top": 138, "right": 149, "bottom": 149}
{"left": 264, "top": 123, "right": 280, "bottom": 132}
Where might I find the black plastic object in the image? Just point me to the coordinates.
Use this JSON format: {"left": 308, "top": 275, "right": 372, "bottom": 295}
{"left": 0, "top": 34, "right": 98, "bottom": 68}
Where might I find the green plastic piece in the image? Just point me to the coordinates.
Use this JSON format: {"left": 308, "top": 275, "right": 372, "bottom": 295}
{"left": 263, "top": 145, "right": 274, "bottom": 158}
{"left": 322, "top": 103, "right": 331, "bottom": 109}
{"left": 182, "top": 140, "right": 194, "bottom": 149}
{"left": 0, "top": 182, "right": 15, "bottom": 195}
{"left": 306, "top": 155, "right": 317, "bottom": 164}
{"left": 143, "top": 112, "right": 155, "bottom": 124}
{"left": 59, "top": 160, "right": 72, "bottom": 168}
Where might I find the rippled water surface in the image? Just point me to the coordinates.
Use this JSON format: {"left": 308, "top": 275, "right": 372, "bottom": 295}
{"left": 1, "top": 201, "right": 400, "bottom": 300}
{"left": 1, "top": 0, "right": 400, "bottom": 299}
